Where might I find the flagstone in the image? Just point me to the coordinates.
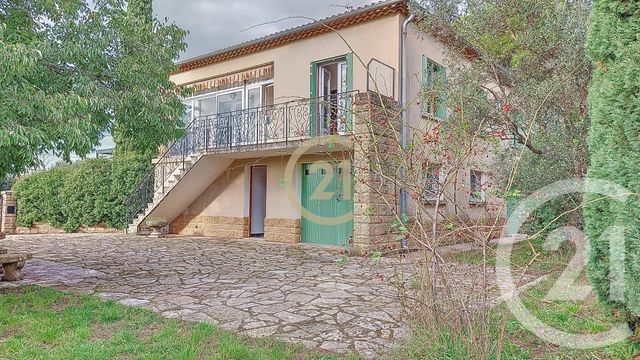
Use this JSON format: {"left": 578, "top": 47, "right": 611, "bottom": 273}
{"left": 0, "top": 233, "right": 408, "bottom": 358}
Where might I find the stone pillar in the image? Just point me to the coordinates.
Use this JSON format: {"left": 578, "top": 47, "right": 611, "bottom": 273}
{"left": 351, "top": 92, "right": 402, "bottom": 255}
{"left": 1, "top": 191, "right": 16, "bottom": 235}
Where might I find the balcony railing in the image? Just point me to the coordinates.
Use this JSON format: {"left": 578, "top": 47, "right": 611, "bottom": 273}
{"left": 125, "top": 91, "right": 357, "bottom": 226}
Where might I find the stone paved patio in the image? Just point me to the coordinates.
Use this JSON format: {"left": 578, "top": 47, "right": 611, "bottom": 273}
{"left": 0, "top": 234, "right": 410, "bottom": 358}
{"left": 0, "top": 233, "right": 542, "bottom": 358}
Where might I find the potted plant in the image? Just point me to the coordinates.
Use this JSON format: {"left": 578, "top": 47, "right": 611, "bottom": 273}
{"left": 146, "top": 217, "right": 168, "bottom": 238}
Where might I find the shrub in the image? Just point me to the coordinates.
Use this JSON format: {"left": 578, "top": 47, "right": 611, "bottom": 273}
{"left": 13, "top": 165, "right": 75, "bottom": 228}
{"left": 13, "top": 154, "right": 150, "bottom": 231}
{"left": 585, "top": 0, "right": 640, "bottom": 320}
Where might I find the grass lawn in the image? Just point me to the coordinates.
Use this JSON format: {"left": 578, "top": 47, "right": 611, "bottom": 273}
{"left": 441, "top": 236, "right": 570, "bottom": 274}
{"left": 0, "top": 286, "right": 356, "bottom": 360}
{"left": 400, "top": 237, "right": 640, "bottom": 359}
{"left": 501, "top": 274, "right": 640, "bottom": 359}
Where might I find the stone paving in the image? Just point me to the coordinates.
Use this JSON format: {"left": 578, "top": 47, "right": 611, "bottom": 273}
{"left": 0, "top": 233, "right": 541, "bottom": 358}
{"left": 0, "top": 234, "right": 410, "bottom": 358}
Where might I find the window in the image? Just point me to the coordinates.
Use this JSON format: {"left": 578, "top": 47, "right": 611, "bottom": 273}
{"left": 422, "top": 56, "right": 447, "bottom": 121}
{"left": 182, "top": 81, "right": 273, "bottom": 121}
{"left": 422, "top": 163, "right": 442, "bottom": 202}
{"left": 470, "top": 170, "right": 484, "bottom": 203}
{"left": 310, "top": 53, "right": 353, "bottom": 136}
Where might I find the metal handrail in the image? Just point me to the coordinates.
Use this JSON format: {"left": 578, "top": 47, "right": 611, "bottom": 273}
{"left": 124, "top": 91, "right": 358, "bottom": 226}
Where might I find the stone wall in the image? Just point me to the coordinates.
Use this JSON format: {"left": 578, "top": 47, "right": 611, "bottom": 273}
{"left": 264, "top": 218, "right": 301, "bottom": 243}
{"left": 1, "top": 191, "right": 17, "bottom": 234}
{"left": 15, "top": 223, "right": 120, "bottom": 235}
{"left": 170, "top": 215, "right": 249, "bottom": 238}
{"left": 351, "top": 92, "right": 402, "bottom": 255}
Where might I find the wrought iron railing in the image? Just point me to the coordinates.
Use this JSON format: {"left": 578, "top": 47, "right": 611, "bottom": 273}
{"left": 124, "top": 91, "right": 357, "bottom": 226}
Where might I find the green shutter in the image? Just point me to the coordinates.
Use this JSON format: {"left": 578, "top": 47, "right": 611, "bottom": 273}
{"left": 309, "top": 61, "right": 318, "bottom": 137}
{"left": 345, "top": 52, "right": 354, "bottom": 130}
{"left": 421, "top": 55, "right": 429, "bottom": 115}
{"left": 436, "top": 65, "right": 447, "bottom": 120}
{"left": 346, "top": 52, "right": 353, "bottom": 92}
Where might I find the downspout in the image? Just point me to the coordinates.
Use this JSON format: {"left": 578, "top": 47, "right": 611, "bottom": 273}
{"left": 400, "top": 13, "right": 415, "bottom": 251}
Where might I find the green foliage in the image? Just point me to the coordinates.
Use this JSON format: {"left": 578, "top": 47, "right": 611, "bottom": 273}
{"left": 417, "top": 0, "right": 592, "bottom": 238}
{"left": 0, "top": 177, "right": 15, "bottom": 191}
{"left": 13, "top": 165, "right": 74, "bottom": 228}
{"left": 13, "top": 154, "right": 150, "bottom": 231}
{"left": 0, "top": 0, "right": 188, "bottom": 177}
{"left": 585, "top": 0, "right": 640, "bottom": 318}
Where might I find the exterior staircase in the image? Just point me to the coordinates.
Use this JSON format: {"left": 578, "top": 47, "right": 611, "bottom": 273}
{"left": 126, "top": 150, "right": 233, "bottom": 234}
{"left": 124, "top": 92, "right": 358, "bottom": 234}
{"left": 126, "top": 152, "right": 202, "bottom": 234}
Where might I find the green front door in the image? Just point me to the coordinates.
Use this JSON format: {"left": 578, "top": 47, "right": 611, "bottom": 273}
{"left": 301, "top": 162, "right": 353, "bottom": 246}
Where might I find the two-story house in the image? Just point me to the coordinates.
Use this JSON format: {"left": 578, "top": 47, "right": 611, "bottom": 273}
{"left": 124, "top": 0, "right": 501, "bottom": 253}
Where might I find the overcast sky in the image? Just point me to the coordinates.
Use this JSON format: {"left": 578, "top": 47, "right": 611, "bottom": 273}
{"left": 153, "top": 0, "right": 377, "bottom": 60}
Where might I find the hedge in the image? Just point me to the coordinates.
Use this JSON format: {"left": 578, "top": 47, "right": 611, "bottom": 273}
{"left": 13, "top": 154, "right": 151, "bottom": 231}
{"left": 585, "top": 0, "right": 640, "bottom": 320}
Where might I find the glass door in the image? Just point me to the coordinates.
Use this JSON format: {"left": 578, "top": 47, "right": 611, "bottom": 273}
{"left": 216, "top": 90, "right": 242, "bottom": 147}
{"left": 337, "top": 61, "right": 348, "bottom": 133}
{"left": 320, "top": 67, "right": 332, "bottom": 135}
{"left": 246, "top": 87, "right": 261, "bottom": 145}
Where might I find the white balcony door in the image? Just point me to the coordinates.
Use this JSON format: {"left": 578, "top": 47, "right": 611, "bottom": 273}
{"left": 246, "top": 87, "right": 262, "bottom": 145}
{"left": 318, "top": 60, "right": 347, "bottom": 135}
{"left": 216, "top": 90, "right": 242, "bottom": 146}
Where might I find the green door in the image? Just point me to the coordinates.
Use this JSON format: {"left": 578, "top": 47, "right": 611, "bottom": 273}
{"left": 301, "top": 162, "right": 353, "bottom": 246}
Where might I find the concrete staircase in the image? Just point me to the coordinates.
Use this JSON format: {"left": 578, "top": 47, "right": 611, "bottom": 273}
{"left": 126, "top": 153, "right": 233, "bottom": 234}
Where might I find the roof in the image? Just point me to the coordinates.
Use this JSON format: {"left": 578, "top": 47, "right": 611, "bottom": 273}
{"left": 176, "top": 0, "right": 409, "bottom": 73}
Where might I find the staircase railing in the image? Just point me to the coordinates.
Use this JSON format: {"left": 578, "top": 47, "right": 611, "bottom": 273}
{"left": 124, "top": 91, "right": 357, "bottom": 226}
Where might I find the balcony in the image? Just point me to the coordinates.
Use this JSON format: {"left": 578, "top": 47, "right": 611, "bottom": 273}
{"left": 125, "top": 91, "right": 357, "bottom": 226}
{"left": 172, "top": 91, "right": 357, "bottom": 156}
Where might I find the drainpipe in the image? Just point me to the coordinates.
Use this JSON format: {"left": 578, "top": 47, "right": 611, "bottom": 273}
{"left": 400, "top": 13, "right": 415, "bottom": 253}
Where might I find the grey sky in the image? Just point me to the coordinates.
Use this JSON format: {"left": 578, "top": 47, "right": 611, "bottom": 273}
{"left": 153, "top": 0, "right": 377, "bottom": 60}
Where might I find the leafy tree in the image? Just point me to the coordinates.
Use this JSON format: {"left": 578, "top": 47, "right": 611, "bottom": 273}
{"left": 584, "top": 0, "right": 640, "bottom": 323}
{"left": 412, "top": 0, "right": 592, "bottom": 231}
{"left": 0, "top": 0, "right": 188, "bottom": 177}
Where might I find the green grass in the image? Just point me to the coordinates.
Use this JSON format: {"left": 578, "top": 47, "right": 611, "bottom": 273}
{"left": 395, "top": 276, "right": 640, "bottom": 360}
{"left": 0, "top": 286, "right": 357, "bottom": 360}
{"left": 401, "top": 241, "right": 640, "bottom": 359}
{"left": 441, "top": 237, "right": 570, "bottom": 274}
{"left": 502, "top": 274, "right": 640, "bottom": 360}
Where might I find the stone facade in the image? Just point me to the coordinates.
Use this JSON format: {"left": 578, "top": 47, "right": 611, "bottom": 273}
{"left": 351, "top": 92, "right": 402, "bottom": 255}
{"left": 1, "top": 191, "right": 17, "bottom": 235}
{"left": 264, "top": 218, "right": 301, "bottom": 243}
{"left": 170, "top": 215, "right": 249, "bottom": 238}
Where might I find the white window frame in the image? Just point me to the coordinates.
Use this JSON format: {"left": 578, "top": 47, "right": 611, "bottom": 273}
{"left": 423, "top": 163, "right": 445, "bottom": 203}
{"left": 181, "top": 79, "right": 274, "bottom": 123}
{"left": 469, "top": 169, "right": 485, "bottom": 204}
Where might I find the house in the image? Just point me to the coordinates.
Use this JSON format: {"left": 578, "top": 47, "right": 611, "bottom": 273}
{"left": 124, "top": 0, "right": 502, "bottom": 253}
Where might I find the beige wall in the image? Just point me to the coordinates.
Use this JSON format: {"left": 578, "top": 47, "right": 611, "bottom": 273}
{"left": 171, "top": 15, "right": 403, "bottom": 102}
{"left": 403, "top": 24, "right": 503, "bottom": 221}
{"left": 179, "top": 152, "right": 350, "bottom": 222}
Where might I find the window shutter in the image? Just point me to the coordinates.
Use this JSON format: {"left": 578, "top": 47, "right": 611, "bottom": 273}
{"left": 421, "top": 55, "right": 429, "bottom": 115}
{"left": 436, "top": 65, "right": 447, "bottom": 120}
{"left": 345, "top": 52, "right": 354, "bottom": 131}
{"left": 309, "top": 61, "right": 317, "bottom": 137}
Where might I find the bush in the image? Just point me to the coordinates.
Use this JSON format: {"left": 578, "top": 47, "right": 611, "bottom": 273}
{"left": 13, "top": 165, "right": 74, "bottom": 228}
{"left": 13, "top": 154, "right": 150, "bottom": 231}
{"left": 585, "top": 0, "right": 640, "bottom": 320}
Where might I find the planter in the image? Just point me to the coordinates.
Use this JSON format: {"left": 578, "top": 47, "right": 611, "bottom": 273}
{"left": 146, "top": 220, "right": 168, "bottom": 238}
